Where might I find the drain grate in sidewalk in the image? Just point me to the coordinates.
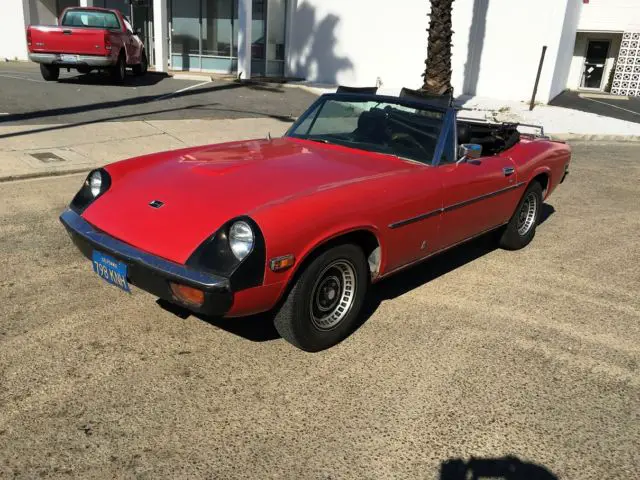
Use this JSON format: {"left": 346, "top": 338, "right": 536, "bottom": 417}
{"left": 30, "top": 152, "right": 65, "bottom": 163}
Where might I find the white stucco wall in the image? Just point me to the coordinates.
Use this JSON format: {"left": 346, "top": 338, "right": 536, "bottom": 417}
{"left": 287, "top": 0, "right": 582, "bottom": 103}
{"left": 549, "top": 0, "right": 582, "bottom": 99}
{"left": 3, "top": 0, "right": 30, "bottom": 61}
{"left": 578, "top": 0, "right": 640, "bottom": 32}
{"left": 285, "top": 0, "right": 430, "bottom": 90}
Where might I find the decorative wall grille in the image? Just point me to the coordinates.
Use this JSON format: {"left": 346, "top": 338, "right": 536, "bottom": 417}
{"left": 611, "top": 32, "right": 640, "bottom": 96}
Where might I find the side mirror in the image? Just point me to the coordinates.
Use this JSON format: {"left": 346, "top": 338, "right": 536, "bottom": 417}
{"left": 458, "top": 143, "right": 482, "bottom": 161}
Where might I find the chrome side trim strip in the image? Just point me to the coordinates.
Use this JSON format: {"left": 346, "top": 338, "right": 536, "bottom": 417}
{"left": 443, "top": 181, "right": 526, "bottom": 213}
{"left": 388, "top": 181, "right": 526, "bottom": 229}
{"left": 388, "top": 208, "right": 442, "bottom": 229}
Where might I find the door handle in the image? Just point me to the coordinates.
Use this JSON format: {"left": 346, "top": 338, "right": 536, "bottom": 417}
{"left": 503, "top": 167, "right": 515, "bottom": 176}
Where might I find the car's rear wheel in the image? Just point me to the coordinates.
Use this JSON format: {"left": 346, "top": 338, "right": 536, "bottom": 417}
{"left": 499, "top": 181, "right": 543, "bottom": 250}
{"left": 132, "top": 51, "right": 148, "bottom": 76}
{"left": 110, "top": 53, "right": 126, "bottom": 83}
{"left": 274, "top": 244, "right": 368, "bottom": 352}
{"left": 40, "top": 64, "right": 59, "bottom": 81}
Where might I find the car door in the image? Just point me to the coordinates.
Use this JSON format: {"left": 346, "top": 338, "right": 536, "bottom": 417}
{"left": 435, "top": 121, "right": 522, "bottom": 249}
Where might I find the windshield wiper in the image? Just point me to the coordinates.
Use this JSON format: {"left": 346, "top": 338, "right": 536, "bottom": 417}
{"left": 306, "top": 138, "right": 331, "bottom": 144}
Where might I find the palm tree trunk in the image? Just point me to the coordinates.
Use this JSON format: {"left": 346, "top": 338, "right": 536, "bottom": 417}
{"left": 422, "top": 0, "right": 454, "bottom": 95}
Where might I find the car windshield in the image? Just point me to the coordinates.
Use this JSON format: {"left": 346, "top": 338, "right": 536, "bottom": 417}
{"left": 286, "top": 95, "right": 445, "bottom": 164}
{"left": 61, "top": 10, "right": 121, "bottom": 30}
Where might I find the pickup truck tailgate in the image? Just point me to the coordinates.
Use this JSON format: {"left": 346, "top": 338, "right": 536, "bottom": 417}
{"left": 29, "top": 26, "right": 109, "bottom": 56}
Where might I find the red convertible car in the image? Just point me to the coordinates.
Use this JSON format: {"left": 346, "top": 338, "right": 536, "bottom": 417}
{"left": 60, "top": 91, "right": 571, "bottom": 351}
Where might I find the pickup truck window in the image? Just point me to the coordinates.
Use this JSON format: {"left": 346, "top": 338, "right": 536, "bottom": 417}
{"left": 61, "top": 10, "right": 121, "bottom": 30}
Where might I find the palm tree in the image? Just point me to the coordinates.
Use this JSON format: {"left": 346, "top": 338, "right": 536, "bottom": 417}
{"left": 422, "top": 0, "right": 454, "bottom": 95}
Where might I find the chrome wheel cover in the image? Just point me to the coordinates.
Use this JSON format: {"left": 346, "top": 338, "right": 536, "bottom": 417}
{"left": 517, "top": 192, "right": 538, "bottom": 236}
{"left": 310, "top": 260, "right": 356, "bottom": 330}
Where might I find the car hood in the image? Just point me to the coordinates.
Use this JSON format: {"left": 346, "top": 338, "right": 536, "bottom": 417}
{"left": 82, "top": 137, "right": 405, "bottom": 263}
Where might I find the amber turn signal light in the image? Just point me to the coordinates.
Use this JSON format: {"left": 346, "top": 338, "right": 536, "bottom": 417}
{"left": 170, "top": 282, "right": 205, "bottom": 307}
{"left": 269, "top": 254, "right": 295, "bottom": 272}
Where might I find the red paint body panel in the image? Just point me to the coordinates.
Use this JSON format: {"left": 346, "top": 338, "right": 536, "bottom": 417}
{"left": 27, "top": 8, "right": 143, "bottom": 65}
{"left": 81, "top": 132, "right": 571, "bottom": 317}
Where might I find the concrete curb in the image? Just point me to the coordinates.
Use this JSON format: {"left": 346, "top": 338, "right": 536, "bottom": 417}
{"left": 551, "top": 133, "right": 640, "bottom": 143}
{"left": 169, "top": 72, "right": 214, "bottom": 82}
{"left": 0, "top": 167, "right": 90, "bottom": 183}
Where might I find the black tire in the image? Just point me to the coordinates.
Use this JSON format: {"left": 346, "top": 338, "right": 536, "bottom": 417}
{"left": 110, "top": 53, "right": 126, "bottom": 83}
{"left": 499, "top": 181, "right": 543, "bottom": 250}
{"left": 132, "top": 51, "right": 148, "bottom": 76}
{"left": 274, "top": 244, "right": 369, "bottom": 352}
{"left": 40, "top": 64, "right": 59, "bottom": 81}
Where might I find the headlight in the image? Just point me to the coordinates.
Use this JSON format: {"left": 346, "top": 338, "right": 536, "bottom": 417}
{"left": 229, "top": 221, "right": 254, "bottom": 260}
{"left": 70, "top": 168, "right": 111, "bottom": 214}
{"left": 88, "top": 170, "right": 102, "bottom": 197}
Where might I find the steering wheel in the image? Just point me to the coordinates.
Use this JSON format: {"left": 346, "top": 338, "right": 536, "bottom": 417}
{"left": 390, "top": 132, "right": 431, "bottom": 158}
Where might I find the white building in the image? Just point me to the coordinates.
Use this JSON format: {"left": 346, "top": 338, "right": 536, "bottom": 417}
{"left": 4, "top": 0, "right": 640, "bottom": 102}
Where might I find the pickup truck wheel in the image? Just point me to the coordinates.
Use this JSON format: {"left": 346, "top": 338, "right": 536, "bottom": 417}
{"left": 499, "top": 181, "right": 543, "bottom": 250}
{"left": 110, "top": 54, "right": 126, "bottom": 83}
{"left": 132, "top": 51, "right": 148, "bottom": 76}
{"left": 40, "top": 64, "right": 59, "bottom": 81}
{"left": 274, "top": 244, "right": 368, "bottom": 352}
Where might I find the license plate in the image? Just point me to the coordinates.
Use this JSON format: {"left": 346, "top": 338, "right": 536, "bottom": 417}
{"left": 60, "top": 54, "right": 79, "bottom": 63}
{"left": 92, "top": 251, "right": 130, "bottom": 293}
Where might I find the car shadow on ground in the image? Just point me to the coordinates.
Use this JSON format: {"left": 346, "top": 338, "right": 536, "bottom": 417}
{"left": 57, "top": 71, "right": 169, "bottom": 87}
{"left": 159, "top": 204, "right": 555, "bottom": 345}
{"left": 440, "top": 456, "right": 558, "bottom": 479}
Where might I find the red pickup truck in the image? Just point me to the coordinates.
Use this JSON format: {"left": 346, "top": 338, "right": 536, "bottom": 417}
{"left": 26, "top": 7, "right": 147, "bottom": 83}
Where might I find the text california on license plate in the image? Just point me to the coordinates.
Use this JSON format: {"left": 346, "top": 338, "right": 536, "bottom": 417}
{"left": 92, "top": 250, "right": 130, "bottom": 293}
{"left": 60, "top": 54, "right": 79, "bottom": 63}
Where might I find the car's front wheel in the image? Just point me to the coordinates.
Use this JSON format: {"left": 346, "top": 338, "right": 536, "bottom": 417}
{"left": 499, "top": 181, "right": 543, "bottom": 250}
{"left": 40, "top": 64, "right": 59, "bottom": 81}
{"left": 274, "top": 244, "right": 368, "bottom": 352}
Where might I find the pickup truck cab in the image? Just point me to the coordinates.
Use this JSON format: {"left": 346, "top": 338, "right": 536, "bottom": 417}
{"left": 27, "top": 7, "right": 147, "bottom": 83}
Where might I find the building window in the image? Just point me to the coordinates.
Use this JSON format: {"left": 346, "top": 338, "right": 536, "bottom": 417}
{"left": 56, "top": 0, "right": 80, "bottom": 17}
{"left": 169, "top": 0, "right": 286, "bottom": 76}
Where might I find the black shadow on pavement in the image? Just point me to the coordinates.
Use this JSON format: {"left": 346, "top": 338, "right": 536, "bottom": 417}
{"left": 440, "top": 456, "right": 558, "bottom": 480}
{"left": 0, "top": 99, "right": 295, "bottom": 141}
{"left": 550, "top": 90, "right": 640, "bottom": 125}
{"left": 57, "top": 71, "right": 168, "bottom": 87}
{"left": 0, "top": 81, "right": 288, "bottom": 128}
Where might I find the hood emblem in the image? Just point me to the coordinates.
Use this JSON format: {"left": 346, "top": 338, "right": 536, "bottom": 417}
{"left": 149, "top": 200, "right": 164, "bottom": 209}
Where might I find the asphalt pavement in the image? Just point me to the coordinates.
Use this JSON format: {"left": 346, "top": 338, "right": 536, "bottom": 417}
{"left": 550, "top": 90, "right": 640, "bottom": 124}
{"left": 0, "top": 143, "right": 638, "bottom": 479}
{"left": 0, "top": 62, "right": 316, "bottom": 125}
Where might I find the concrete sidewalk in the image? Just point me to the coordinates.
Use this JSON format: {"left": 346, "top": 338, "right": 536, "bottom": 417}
{"left": 0, "top": 117, "right": 292, "bottom": 181}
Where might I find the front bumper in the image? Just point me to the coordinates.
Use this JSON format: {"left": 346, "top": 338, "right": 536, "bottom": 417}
{"left": 59, "top": 209, "right": 233, "bottom": 316}
{"left": 29, "top": 53, "right": 115, "bottom": 68}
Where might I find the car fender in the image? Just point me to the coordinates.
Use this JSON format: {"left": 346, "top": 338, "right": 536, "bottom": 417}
{"left": 264, "top": 219, "right": 384, "bottom": 285}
